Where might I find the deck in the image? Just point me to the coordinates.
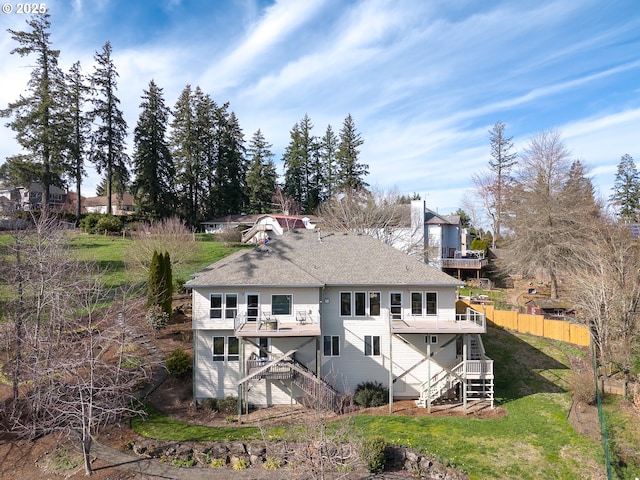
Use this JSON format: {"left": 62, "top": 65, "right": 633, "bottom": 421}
{"left": 390, "top": 308, "right": 486, "bottom": 334}
{"left": 235, "top": 319, "right": 321, "bottom": 337}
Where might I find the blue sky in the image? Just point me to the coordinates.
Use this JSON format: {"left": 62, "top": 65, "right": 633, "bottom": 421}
{"left": 1, "top": 0, "right": 639, "bottom": 221}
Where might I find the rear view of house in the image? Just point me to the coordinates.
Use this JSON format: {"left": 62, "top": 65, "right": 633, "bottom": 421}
{"left": 186, "top": 229, "right": 493, "bottom": 412}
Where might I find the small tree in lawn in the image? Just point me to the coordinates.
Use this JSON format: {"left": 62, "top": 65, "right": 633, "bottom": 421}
{"left": 147, "top": 250, "right": 163, "bottom": 308}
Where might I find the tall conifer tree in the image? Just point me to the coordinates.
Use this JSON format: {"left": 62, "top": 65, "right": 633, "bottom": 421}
{"left": 336, "top": 114, "right": 367, "bottom": 191}
{"left": 609, "top": 154, "right": 640, "bottom": 222}
{"left": 246, "top": 129, "right": 277, "bottom": 213}
{"left": 89, "top": 41, "right": 129, "bottom": 215}
{"left": 1, "top": 13, "right": 70, "bottom": 212}
{"left": 132, "top": 80, "right": 175, "bottom": 218}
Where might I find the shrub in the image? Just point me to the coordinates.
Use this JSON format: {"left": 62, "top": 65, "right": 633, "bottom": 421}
{"left": 359, "top": 435, "right": 386, "bottom": 473}
{"left": 200, "top": 398, "right": 217, "bottom": 411}
{"left": 216, "top": 395, "right": 238, "bottom": 415}
{"left": 165, "top": 348, "right": 192, "bottom": 379}
{"left": 146, "top": 305, "right": 169, "bottom": 332}
{"left": 569, "top": 359, "right": 596, "bottom": 405}
{"left": 79, "top": 213, "right": 102, "bottom": 233}
{"left": 354, "top": 381, "right": 388, "bottom": 407}
{"left": 210, "top": 457, "right": 226, "bottom": 468}
{"left": 95, "top": 214, "right": 123, "bottom": 233}
{"left": 232, "top": 458, "right": 249, "bottom": 470}
{"left": 263, "top": 456, "right": 282, "bottom": 470}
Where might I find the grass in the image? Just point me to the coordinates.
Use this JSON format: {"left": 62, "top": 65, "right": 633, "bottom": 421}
{"left": 130, "top": 326, "right": 612, "bottom": 479}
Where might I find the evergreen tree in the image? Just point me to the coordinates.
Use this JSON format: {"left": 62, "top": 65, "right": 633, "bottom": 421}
{"left": 89, "top": 41, "right": 130, "bottom": 215}
{"left": 609, "top": 154, "right": 640, "bottom": 222}
{"left": 132, "top": 80, "right": 175, "bottom": 219}
{"left": 1, "top": 13, "right": 70, "bottom": 212}
{"left": 65, "top": 61, "right": 91, "bottom": 223}
{"left": 563, "top": 160, "right": 599, "bottom": 220}
{"left": 162, "top": 251, "right": 172, "bottom": 318}
{"left": 246, "top": 129, "right": 277, "bottom": 213}
{"left": 320, "top": 124, "right": 339, "bottom": 200}
{"left": 192, "top": 88, "right": 219, "bottom": 220}
{"left": 282, "top": 114, "right": 317, "bottom": 212}
{"left": 487, "top": 121, "right": 517, "bottom": 245}
{"left": 336, "top": 114, "right": 368, "bottom": 191}
{"left": 147, "top": 250, "right": 163, "bottom": 308}
{"left": 171, "top": 85, "right": 202, "bottom": 227}
{"left": 214, "top": 108, "right": 246, "bottom": 216}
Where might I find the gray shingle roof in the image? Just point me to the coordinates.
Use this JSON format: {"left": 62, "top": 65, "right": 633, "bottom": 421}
{"left": 186, "top": 229, "right": 463, "bottom": 288}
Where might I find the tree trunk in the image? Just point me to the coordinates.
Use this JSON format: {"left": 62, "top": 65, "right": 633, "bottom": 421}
{"left": 82, "top": 431, "right": 93, "bottom": 476}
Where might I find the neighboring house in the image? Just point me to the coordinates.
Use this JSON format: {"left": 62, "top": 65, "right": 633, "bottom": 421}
{"left": 186, "top": 229, "right": 494, "bottom": 412}
{"left": 202, "top": 213, "right": 319, "bottom": 238}
{"left": 14, "top": 182, "right": 68, "bottom": 211}
{"left": 0, "top": 186, "right": 20, "bottom": 213}
{"left": 409, "top": 200, "right": 488, "bottom": 279}
{"left": 84, "top": 193, "right": 136, "bottom": 215}
{"left": 525, "top": 299, "right": 575, "bottom": 319}
{"left": 241, "top": 214, "right": 317, "bottom": 243}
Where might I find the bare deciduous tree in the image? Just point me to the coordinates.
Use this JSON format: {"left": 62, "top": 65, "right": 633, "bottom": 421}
{"left": 1, "top": 214, "right": 150, "bottom": 476}
{"left": 125, "top": 216, "right": 198, "bottom": 272}
{"left": 569, "top": 220, "right": 640, "bottom": 382}
{"left": 504, "top": 130, "right": 593, "bottom": 298}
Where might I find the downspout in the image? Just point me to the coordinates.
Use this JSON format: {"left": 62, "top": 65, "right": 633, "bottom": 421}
{"left": 463, "top": 336, "right": 468, "bottom": 413}
{"left": 427, "top": 343, "right": 432, "bottom": 414}
{"left": 388, "top": 313, "right": 393, "bottom": 414}
{"left": 237, "top": 338, "right": 244, "bottom": 421}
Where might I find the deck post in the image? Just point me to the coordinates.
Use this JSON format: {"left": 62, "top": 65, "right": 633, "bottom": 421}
{"left": 388, "top": 330, "right": 394, "bottom": 414}
{"left": 238, "top": 338, "right": 244, "bottom": 420}
{"left": 463, "top": 337, "right": 468, "bottom": 413}
{"left": 427, "top": 343, "right": 431, "bottom": 414}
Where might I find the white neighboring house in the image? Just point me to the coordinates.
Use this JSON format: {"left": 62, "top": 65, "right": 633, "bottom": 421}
{"left": 241, "top": 214, "right": 317, "bottom": 243}
{"left": 84, "top": 193, "right": 136, "bottom": 215}
{"left": 186, "top": 229, "right": 494, "bottom": 412}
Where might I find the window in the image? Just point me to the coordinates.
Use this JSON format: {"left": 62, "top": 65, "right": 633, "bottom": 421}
{"left": 225, "top": 294, "right": 238, "bottom": 319}
{"left": 210, "top": 294, "right": 222, "bottom": 319}
{"left": 271, "top": 294, "right": 292, "bottom": 315}
{"left": 355, "top": 292, "right": 366, "bottom": 316}
{"left": 411, "top": 292, "right": 423, "bottom": 315}
{"left": 323, "top": 335, "right": 340, "bottom": 356}
{"left": 228, "top": 337, "right": 239, "bottom": 361}
{"left": 426, "top": 292, "right": 437, "bottom": 315}
{"left": 425, "top": 335, "right": 438, "bottom": 345}
{"left": 390, "top": 293, "right": 403, "bottom": 319}
{"left": 340, "top": 292, "right": 352, "bottom": 316}
{"left": 364, "top": 335, "right": 381, "bottom": 356}
{"left": 258, "top": 337, "right": 270, "bottom": 360}
{"left": 369, "top": 292, "right": 381, "bottom": 316}
{"left": 213, "top": 336, "right": 238, "bottom": 361}
{"left": 213, "top": 336, "right": 225, "bottom": 361}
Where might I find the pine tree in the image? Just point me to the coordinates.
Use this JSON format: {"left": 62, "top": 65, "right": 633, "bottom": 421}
{"left": 336, "top": 114, "right": 368, "bottom": 191}
{"left": 487, "top": 121, "right": 517, "bottom": 246}
{"left": 246, "top": 129, "right": 277, "bottom": 213}
{"left": 89, "top": 41, "right": 130, "bottom": 215}
{"left": 171, "top": 85, "right": 202, "bottom": 227}
{"left": 1, "top": 13, "right": 71, "bottom": 213}
{"left": 563, "top": 160, "right": 599, "bottom": 219}
{"left": 132, "top": 80, "right": 175, "bottom": 219}
{"left": 282, "top": 114, "right": 317, "bottom": 212}
{"left": 214, "top": 108, "right": 246, "bottom": 216}
{"left": 609, "top": 154, "right": 640, "bottom": 222}
{"left": 192, "top": 88, "right": 218, "bottom": 220}
{"left": 320, "top": 124, "right": 339, "bottom": 200}
{"left": 65, "top": 61, "right": 91, "bottom": 223}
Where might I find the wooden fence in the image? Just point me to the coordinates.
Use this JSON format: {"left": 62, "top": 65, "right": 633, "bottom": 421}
{"left": 462, "top": 301, "right": 591, "bottom": 347}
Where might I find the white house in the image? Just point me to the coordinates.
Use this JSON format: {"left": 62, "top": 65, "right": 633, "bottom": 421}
{"left": 186, "top": 229, "right": 493, "bottom": 412}
{"left": 84, "top": 193, "right": 136, "bottom": 215}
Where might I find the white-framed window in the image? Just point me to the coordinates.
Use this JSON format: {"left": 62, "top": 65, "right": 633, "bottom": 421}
{"left": 411, "top": 292, "right": 422, "bottom": 315}
{"left": 364, "top": 335, "right": 381, "bottom": 356}
{"left": 369, "top": 292, "right": 381, "bottom": 316}
{"left": 340, "top": 292, "right": 351, "bottom": 316}
{"left": 271, "top": 294, "right": 292, "bottom": 315}
{"left": 213, "top": 336, "right": 239, "bottom": 362}
{"left": 425, "top": 335, "right": 438, "bottom": 345}
{"left": 225, "top": 294, "right": 238, "bottom": 319}
{"left": 355, "top": 292, "right": 367, "bottom": 316}
{"left": 210, "top": 294, "right": 222, "bottom": 319}
{"left": 210, "top": 293, "right": 238, "bottom": 319}
{"left": 426, "top": 292, "right": 437, "bottom": 315}
{"left": 390, "top": 292, "right": 403, "bottom": 320}
{"left": 341, "top": 291, "right": 381, "bottom": 317}
{"left": 323, "top": 335, "right": 340, "bottom": 357}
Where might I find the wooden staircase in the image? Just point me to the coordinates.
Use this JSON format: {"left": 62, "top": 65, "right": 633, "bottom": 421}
{"left": 415, "top": 334, "right": 494, "bottom": 408}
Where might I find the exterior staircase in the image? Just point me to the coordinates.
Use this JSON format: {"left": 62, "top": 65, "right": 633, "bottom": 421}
{"left": 246, "top": 355, "right": 343, "bottom": 413}
{"left": 415, "top": 334, "right": 494, "bottom": 408}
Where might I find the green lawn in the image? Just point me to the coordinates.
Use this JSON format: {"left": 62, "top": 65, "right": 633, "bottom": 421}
{"left": 132, "top": 327, "right": 613, "bottom": 479}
